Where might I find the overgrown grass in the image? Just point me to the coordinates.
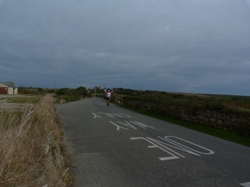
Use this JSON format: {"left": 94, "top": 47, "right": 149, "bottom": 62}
{"left": 112, "top": 91, "right": 250, "bottom": 146}
{"left": 1, "top": 96, "right": 41, "bottom": 103}
{"left": 0, "top": 95, "right": 72, "bottom": 186}
{"left": 0, "top": 111, "right": 23, "bottom": 129}
{"left": 116, "top": 91, "right": 250, "bottom": 115}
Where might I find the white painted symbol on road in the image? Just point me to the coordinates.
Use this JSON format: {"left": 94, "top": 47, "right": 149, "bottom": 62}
{"left": 114, "top": 113, "right": 131, "bottom": 118}
{"left": 117, "top": 121, "right": 137, "bottom": 129}
{"left": 94, "top": 113, "right": 131, "bottom": 118}
{"left": 241, "top": 182, "right": 250, "bottom": 187}
{"left": 130, "top": 121, "right": 155, "bottom": 130}
{"left": 158, "top": 136, "right": 214, "bottom": 155}
{"left": 110, "top": 121, "right": 128, "bottom": 131}
{"left": 131, "top": 137, "right": 182, "bottom": 161}
{"left": 110, "top": 121, "right": 155, "bottom": 131}
{"left": 92, "top": 113, "right": 102, "bottom": 118}
{"left": 99, "top": 112, "right": 116, "bottom": 118}
{"left": 131, "top": 136, "right": 214, "bottom": 161}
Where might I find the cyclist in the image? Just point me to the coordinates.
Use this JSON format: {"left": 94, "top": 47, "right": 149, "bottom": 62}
{"left": 104, "top": 88, "right": 113, "bottom": 106}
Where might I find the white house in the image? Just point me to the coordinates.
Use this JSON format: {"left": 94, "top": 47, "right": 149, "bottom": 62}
{"left": 0, "top": 82, "right": 18, "bottom": 95}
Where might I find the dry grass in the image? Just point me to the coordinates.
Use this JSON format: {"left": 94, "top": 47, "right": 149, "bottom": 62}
{"left": 0, "top": 95, "right": 72, "bottom": 187}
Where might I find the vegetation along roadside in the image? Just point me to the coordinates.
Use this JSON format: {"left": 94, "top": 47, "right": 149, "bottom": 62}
{"left": 111, "top": 88, "right": 250, "bottom": 147}
{"left": 0, "top": 95, "right": 72, "bottom": 186}
{"left": 1, "top": 86, "right": 249, "bottom": 186}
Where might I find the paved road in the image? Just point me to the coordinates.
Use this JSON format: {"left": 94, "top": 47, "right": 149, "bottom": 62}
{"left": 57, "top": 98, "right": 250, "bottom": 187}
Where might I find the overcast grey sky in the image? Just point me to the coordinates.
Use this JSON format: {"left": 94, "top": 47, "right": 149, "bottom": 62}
{"left": 1, "top": 0, "right": 250, "bottom": 95}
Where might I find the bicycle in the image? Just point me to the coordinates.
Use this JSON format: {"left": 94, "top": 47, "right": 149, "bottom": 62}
{"left": 106, "top": 98, "right": 110, "bottom": 107}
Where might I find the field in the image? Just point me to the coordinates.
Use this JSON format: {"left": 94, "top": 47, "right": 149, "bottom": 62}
{"left": 2, "top": 96, "right": 41, "bottom": 103}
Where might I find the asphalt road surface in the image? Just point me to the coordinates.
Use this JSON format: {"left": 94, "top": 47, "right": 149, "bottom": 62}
{"left": 57, "top": 97, "right": 250, "bottom": 187}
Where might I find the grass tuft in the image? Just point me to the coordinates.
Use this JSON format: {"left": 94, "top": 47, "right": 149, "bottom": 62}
{"left": 0, "top": 95, "right": 72, "bottom": 187}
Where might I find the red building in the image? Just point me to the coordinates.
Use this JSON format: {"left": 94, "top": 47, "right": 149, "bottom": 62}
{"left": 0, "top": 82, "right": 18, "bottom": 95}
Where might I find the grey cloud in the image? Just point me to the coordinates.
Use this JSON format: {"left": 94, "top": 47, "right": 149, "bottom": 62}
{"left": 0, "top": 0, "right": 250, "bottom": 94}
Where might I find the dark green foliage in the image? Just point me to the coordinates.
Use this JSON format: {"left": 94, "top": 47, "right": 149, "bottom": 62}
{"left": 120, "top": 91, "right": 250, "bottom": 115}
{"left": 114, "top": 90, "right": 250, "bottom": 145}
{"left": 60, "top": 95, "right": 80, "bottom": 102}
{"left": 114, "top": 90, "right": 250, "bottom": 138}
{"left": 74, "top": 86, "right": 88, "bottom": 96}
{"left": 56, "top": 88, "right": 73, "bottom": 95}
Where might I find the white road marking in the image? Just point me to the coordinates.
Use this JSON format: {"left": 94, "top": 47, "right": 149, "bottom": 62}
{"left": 131, "top": 136, "right": 215, "bottom": 161}
{"left": 113, "top": 113, "right": 131, "bottom": 118}
{"left": 160, "top": 136, "right": 214, "bottom": 155}
{"left": 241, "top": 182, "right": 250, "bottom": 187}
{"left": 92, "top": 113, "right": 102, "bottom": 118}
{"left": 117, "top": 121, "right": 137, "bottom": 129}
{"left": 120, "top": 113, "right": 131, "bottom": 118}
{"left": 110, "top": 120, "right": 155, "bottom": 131}
{"left": 129, "top": 121, "right": 155, "bottom": 129}
{"left": 98, "top": 112, "right": 116, "bottom": 118}
{"left": 131, "top": 137, "right": 181, "bottom": 161}
{"left": 97, "top": 112, "right": 131, "bottom": 118}
{"left": 110, "top": 121, "right": 128, "bottom": 131}
{"left": 147, "top": 137, "right": 196, "bottom": 157}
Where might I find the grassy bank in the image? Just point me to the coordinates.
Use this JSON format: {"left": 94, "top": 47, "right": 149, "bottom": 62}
{"left": 112, "top": 89, "right": 250, "bottom": 147}
{"left": 125, "top": 106, "right": 250, "bottom": 147}
{"left": 0, "top": 95, "right": 72, "bottom": 186}
{"left": 1, "top": 96, "right": 42, "bottom": 103}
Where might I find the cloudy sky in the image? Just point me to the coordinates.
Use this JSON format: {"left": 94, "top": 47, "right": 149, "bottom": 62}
{"left": 0, "top": 0, "right": 250, "bottom": 95}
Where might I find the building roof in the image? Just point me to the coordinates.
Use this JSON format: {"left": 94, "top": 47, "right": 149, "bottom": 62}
{"left": 0, "top": 82, "right": 15, "bottom": 88}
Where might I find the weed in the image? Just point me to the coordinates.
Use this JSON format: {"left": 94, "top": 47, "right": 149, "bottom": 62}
{"left": 0, "top": 95, "right": 73, "bottom": 186}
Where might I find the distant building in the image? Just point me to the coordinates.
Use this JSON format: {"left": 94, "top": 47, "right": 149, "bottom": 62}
{"left": 0, "top": 82, "right": 18, "bottom": 95}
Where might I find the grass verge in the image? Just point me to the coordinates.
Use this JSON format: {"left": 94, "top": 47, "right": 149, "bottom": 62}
{"left": 1, "top": 96, "right": 41, "bottom": 103}
{"left": 118, "top": 105, "right": 250, "bottom": 147}
{"left": 0, "top": 95, "right": 72, "bottom": 186}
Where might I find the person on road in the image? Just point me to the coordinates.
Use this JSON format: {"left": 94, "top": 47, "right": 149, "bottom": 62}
{"left": 104, "top": 88, "right": 113, "bottom": 106}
